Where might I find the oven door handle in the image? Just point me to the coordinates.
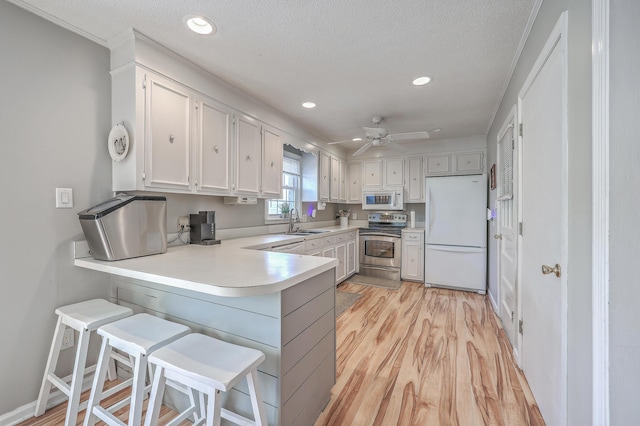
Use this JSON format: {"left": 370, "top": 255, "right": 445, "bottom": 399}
{"left": 360, "top": 232, "right": 401, "bottom": 239}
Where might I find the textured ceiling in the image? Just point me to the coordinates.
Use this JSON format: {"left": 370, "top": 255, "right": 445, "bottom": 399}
{"left": 9, "top": 0, "right": 537, "bottom": 153}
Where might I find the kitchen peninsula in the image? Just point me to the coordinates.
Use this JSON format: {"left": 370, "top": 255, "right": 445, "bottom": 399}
{"left": 74, "top": 233, "right": 340, "bottom": 426}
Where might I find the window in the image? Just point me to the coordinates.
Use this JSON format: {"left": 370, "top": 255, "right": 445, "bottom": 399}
{"left": 265, "top": 152, "right": 301, "bottom": 220}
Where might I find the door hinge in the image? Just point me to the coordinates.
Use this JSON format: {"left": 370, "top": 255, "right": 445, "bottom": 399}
{"left": 142, "top": 77, "right": 146, "bottom": 90}
{"left": 519, "top": 222, "right": 523, "bottom": 236}
{"left": 519, "top": 319, "right": 523, "bottom": 334}
{"left": 519, "top": 123, "right": 523, "bottom": 137}
{"left": 141, "top": 172, "right": 146, "bottom": 181}
{"left": 511, "top": 311, "right": 514, "bottom": 322}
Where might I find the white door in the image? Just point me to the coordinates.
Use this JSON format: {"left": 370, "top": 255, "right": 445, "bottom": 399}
{"left": 518, "top": 15, "right": 567, "bottom": 425}
{"left": 496, "top": 107, "right": 519, "bottom": 350}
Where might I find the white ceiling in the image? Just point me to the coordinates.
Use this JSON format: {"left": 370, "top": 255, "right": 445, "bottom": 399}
{"left": 9, "top": 0, "right": 537, "bottom": 153}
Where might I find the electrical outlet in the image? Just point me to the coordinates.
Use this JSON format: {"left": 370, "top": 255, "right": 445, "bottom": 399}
{"left": 61, "top": 328, "right": 74, "bottom": 350}
{"left": 177, "top": 216, "right": 189, "bottom": 231}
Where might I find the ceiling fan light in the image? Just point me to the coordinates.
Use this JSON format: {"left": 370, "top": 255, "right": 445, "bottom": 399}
{"left": 186, "top": 16, "right": 216, "bottom": 35}
{"left": 412, "top": 76, "right": 432, "bottom": 86}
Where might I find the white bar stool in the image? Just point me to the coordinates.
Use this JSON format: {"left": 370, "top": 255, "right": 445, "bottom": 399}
{"left": 144, "top": 333, "right": 267, "bottom": 426}
{"left": 84, "top": 313, "right": 191, "bottom": 426}
{"left": 35, "top": 299, "right": 133, "bottom": 426}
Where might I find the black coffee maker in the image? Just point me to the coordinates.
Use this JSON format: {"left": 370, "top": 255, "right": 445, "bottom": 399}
{"left": 190, "top": 211, "right": 221, "bottom": 245}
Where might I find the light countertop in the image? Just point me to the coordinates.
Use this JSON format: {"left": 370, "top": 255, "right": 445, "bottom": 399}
{"left": 74, "top": 225, "right": 360, "bottom": 298}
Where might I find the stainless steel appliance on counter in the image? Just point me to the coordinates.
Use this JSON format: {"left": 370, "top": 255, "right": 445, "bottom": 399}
{"left": 359, "top": 212, "right": 407, "bottom": 281}
{"left": 78, "top": 194, "right": 167, "bottom": 261}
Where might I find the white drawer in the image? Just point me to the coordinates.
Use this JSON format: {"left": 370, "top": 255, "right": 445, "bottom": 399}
{"left": 322, "top": 235, "right": 336, "bottom": 246}
{"left": 335, "top": 231, "right": 355, "bottom": 243}
{"left": 402, "top": 232, "right": 424, "bottom": 242}
{"left": 305, "top": 238, "right": 322, "bottom": 251}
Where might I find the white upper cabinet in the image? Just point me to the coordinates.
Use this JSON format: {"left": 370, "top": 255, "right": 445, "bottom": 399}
{"left": 144, "top": 75, "right": 192, "bottom": 191}
{"left": 339, "top": 159, "right": 347, "bottom": 202}
{"left": 261, "top": 125, "right": 283, "bottom": 198}
{"left": 347, "top": 161, "right": 362, "bottom": 203}
{"left": 196, "top": 96, "right": 232, "bottom": 195}
{"left": 363, "top": 160, "right": 382, "bottom": 188}
{"left": 405, "top": 156, "right": 424, "bottom": 202}
{"left": 330, "top": 155, "right": 340, "bottom": 201}
{"left": 235, "top": 115, "right": 261, "bottom": 195}
{"left": 384, "top": 158, "right": 404, "bottom": 187}
{"left": 453, "top": 152, "right": 484, "bottom": 174}
{"left": 319, "top": 151, "right": 331, "bottom": 201}
{"left": 425, "top": 154, "right": 451, "bottom": 175}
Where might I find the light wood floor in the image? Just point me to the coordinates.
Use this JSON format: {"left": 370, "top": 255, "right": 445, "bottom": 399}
{"left": 23, "top": 281, "right": 544, "bottom": 426}
{"left": 315, "top": 281, "right": 544, "bottom": 426}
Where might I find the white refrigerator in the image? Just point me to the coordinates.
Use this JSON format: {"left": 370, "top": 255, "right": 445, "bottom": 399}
{"left": 424, "top": 174, "right": 487, "bottom": 293}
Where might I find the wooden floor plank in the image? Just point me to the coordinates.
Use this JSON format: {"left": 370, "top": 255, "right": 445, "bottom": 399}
{"left": 315, "top": 282, "right": 545, "bottom": 426}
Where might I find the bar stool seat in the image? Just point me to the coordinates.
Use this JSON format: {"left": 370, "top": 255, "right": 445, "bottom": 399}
{"left": 35, "top": 299, "right": 133, "bottom": 426}
{"left": 84, "top": 313, "right": 191, "bottom": 426}
{"left": 144, "top": 333, "right": 267, "bottom": 426}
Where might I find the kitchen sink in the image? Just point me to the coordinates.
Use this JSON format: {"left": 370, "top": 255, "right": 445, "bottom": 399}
{"left": 283, "top": 229, "right": 329, "bottom": 236}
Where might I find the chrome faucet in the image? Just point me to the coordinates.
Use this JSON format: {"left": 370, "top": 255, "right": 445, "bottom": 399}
{"left": 289, "top": 208, "right": 299, "bottom": 233}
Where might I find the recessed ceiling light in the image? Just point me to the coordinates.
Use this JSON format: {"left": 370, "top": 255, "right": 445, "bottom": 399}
{"left": 352, "top": 138, "right": 362, "bottom": 141}
{"left": 302, "top": 102, "right": 316, "bottom": 109}
{"left": 431, "top": 128, "right": 442, "bottom": 133}
{"left": 185, "top": 16, "right": 216, "bottom": 35}
{"left": 412, "top": 76, "right": 432, "bottom": 86}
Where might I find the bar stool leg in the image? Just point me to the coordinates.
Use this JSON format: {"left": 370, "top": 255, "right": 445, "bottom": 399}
{"left": 65, "top": 327, "right": 91, "bottom": 426}
{"left": 127, "top": 353, "right": 148, "bottom": 426}
{"left": 143, "top": 366, "right": 166, "bottom": 426}
{"left": 247, "top": 369, "right": 267, "bottom": 426}
{"left": 35, "top": 316, "right": 65, "bottom": 416}
{"left": 207, "top": 390, "right": 222, "bottom": 426}
{"left": 84, "top": 337, "right": 113, "bottom": 426}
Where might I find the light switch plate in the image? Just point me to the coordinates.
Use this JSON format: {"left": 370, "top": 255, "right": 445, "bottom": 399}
{"left": 56, "top": 188, "right": 73, "bottom": 208}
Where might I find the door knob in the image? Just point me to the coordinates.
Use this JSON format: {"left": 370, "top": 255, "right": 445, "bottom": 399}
{"left": 541, "top": 264, "right": 561, "bottom": 278}
{"left": 494, "top": 234, "right": 502, "bottom": 240}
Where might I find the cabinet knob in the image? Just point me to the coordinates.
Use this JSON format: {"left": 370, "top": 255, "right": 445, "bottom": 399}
{"left": 271, "top": 161, "right": 274, "bottom": 167}
{"left": 393, "top": 171, "right": 396, "bottom": 174}
{"left": 213, "top": 146, "right": 219, "bottom": 153}
{"left": 246, "top": 155, "right": 251, "bottom": 161}
{"left": 436, "top": 162, "right": 440, "bottom": 166}
{"left": 169, "top": 135, "right": 175, "bottom": 144}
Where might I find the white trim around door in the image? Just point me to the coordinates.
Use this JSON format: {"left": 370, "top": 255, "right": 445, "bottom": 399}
{"left": 592, "top": 0, "right": 610, "bottom": 424}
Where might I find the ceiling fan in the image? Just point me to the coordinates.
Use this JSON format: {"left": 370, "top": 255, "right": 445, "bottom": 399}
{"left": 329, "top": 116, "right": 430, "bottom": 156}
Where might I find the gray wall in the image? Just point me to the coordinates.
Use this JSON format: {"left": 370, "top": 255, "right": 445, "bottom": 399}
{"left": 0, "top": 1, "right": 113, "bottom": 415}
{"left": 486, "top": 1, "right": 593, "bottom": 424}
{"left": 609, "top": 0, "right": 640, "bottom": 422}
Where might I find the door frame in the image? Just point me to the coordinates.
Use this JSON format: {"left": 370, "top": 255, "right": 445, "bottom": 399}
{"left": 495, "top": 104, "right": 519, "bottom": 359}
{"left": 592, "top": 0, "right": 610, "bottom": 423}
{"left": 516, "top": 11, "right": 569, "bottom": 419}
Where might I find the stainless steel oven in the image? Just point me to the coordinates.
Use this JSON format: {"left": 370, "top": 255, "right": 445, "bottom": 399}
{"left": 359, "top": 212, "right": 407, "bottom": 281}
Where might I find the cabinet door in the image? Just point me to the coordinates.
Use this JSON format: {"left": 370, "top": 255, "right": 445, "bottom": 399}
{"left": 145, "top": 77, "right": 192, "bottom": 190}
{"left": 401, "top": 242, "right": 424, "bottom": 282}
{"left": 454, "top": 152, "right": 484, "bottom": 174}
{"left": 346, "top": 239, "right": 357, "bottom": 276}
{"left": 319, "top": 152, "right": 331, "bottom": 201}
{"left": 330, "top": 156, "right": 340, "bottom": 201}
{"left": 425, "top": 154, "right": 451, "bottom": 175}
{"left": 261, "top": 126, "right": 283, "bottom": 197}
{"left": 406, "top": 156, "right": 424, "bottom": 202}
{"left": 347, "top": 161, "right": 362, "bottom": 203}
{"left": 322, "top": 246, "right": 335, "bottom": 258}
{"left": 335, "top": 243, "right": 347, "bottom": 283}
{"left": 384, "top": 158, "right": 404, "bottom": 187}
{"left": 235, "top": 116, "right": 261, "bottom": 195}
{"left": 363, "top": 160, "right": 382, "bottom": 188}
{"left": 339, "top": 159, "right": 347, "bottom": 202}
{"left": 197, "top": 98, "right": 232, "bottom": 194}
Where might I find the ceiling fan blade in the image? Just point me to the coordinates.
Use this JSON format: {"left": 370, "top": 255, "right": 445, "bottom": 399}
{"left": 388, "top": 131, "right": 430, "bottom": 141}
{"left": 352, "top": 142, "right": 373, "bottom": 157}
{"left": 386, "top": 141, "right": 409, "bottom": 152}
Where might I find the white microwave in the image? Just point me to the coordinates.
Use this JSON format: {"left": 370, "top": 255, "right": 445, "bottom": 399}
{"left": 362, "top": 189, "right": 404, "bottom": 211}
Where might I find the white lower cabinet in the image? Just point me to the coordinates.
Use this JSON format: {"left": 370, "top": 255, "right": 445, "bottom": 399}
{"left": 401, "top": 229, "right": 424, "bottom": 282}
{"left": 305, "top": 230, "right": 358, "bottom": 284}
